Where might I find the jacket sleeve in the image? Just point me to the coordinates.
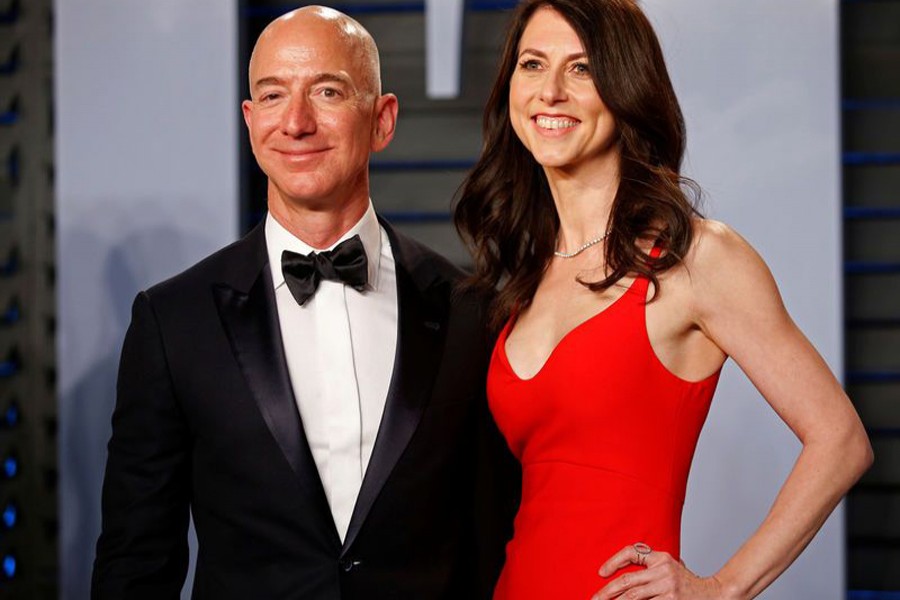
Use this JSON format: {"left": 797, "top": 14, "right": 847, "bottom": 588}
{"left": 471, "top": 383, "right": 521, "bottom": 598}
{"left": 91, "top": 291, "right": 191, "bottom": 600}
{"left": 464, "top": 289, "right": 522, "bottom": 599}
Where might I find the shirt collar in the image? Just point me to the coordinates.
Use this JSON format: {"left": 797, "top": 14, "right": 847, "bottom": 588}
{"left": 266, "top": 200, "right": 382, "bottom": 291}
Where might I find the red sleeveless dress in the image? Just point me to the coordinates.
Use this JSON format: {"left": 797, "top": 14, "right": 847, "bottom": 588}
{"left": 488, "top": 268, "right": 720, "bottom": 599}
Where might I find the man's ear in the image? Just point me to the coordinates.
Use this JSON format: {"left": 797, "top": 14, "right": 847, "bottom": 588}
{"left": 371, "top": 93, "right": 399, "bottom": 153}
{"left": 241, "top": 99, "right": 254, "bottom": 133}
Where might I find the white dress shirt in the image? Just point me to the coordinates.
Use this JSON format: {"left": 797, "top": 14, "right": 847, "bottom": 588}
{"left": 265, "top": 202, "right": 398, "bottom": 541}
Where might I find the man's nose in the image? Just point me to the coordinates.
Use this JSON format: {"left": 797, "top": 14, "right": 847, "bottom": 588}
{"left": 280, "top": 94, "right": 316, "bottom": 137}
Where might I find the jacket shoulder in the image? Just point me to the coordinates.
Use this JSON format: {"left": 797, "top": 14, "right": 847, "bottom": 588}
{"left": 143, "top": 223, "right": 267, "bottom": 304}
{"left": 382, "top": 221, "right": 489, "bottom": 316}
{"left": 385, "top": 223, "right": 464, "bottom": 282}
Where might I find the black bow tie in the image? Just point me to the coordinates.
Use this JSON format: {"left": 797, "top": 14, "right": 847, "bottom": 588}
{"left": 281, "top": 235, "right": 369, "bottom": 306}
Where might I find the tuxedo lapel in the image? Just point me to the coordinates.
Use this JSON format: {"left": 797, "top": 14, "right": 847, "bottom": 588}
{"left": 212, "top": 225, "right": 335, "bottom": 528}
{"left": 342, "top": 222, "right": 451, "bottom": 553}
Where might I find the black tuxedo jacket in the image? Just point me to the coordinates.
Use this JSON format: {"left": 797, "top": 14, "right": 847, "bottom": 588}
{"left": 92, "top": 220, "right": 519, "bottom": 600}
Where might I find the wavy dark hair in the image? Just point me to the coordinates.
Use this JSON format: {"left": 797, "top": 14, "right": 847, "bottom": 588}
{"left": 454, "top": 0, "right": 700, "bottom": 330}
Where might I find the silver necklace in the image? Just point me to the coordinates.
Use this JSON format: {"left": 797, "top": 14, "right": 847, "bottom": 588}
{"left": 554, "top": 231, "right": 609, "bottom": 258}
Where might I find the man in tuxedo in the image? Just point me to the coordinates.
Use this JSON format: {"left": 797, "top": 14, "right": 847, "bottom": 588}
{"left": 92, "top": 6, "right": 517, "bottom": 599}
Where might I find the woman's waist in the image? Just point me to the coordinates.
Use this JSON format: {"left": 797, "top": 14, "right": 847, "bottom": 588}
{"left": 509, "top": 489, "right": 683, "bottom": 560}
{"left": 519, "top": 458, "right": 685, "bottom": 505}
{"left": 503, "top": 501, "right": 682, "bottom": 588}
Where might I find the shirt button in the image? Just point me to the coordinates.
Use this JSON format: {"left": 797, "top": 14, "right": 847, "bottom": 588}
{"left": 340, "top": 559, "right": 361, "bottom": 572}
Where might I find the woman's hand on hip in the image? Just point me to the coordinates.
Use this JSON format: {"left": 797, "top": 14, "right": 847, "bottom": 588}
{"left": 592, "top": 544, "right": 734, "bottom": 600}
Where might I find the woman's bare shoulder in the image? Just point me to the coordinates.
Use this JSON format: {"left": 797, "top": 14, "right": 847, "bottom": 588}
{"left": 681, "top": 217, "right": 785, "bottom": 319}
{"left": 683, "top": 218, "right": 768, "bottom": 276}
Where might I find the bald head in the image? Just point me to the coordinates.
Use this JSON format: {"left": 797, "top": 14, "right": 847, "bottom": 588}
{"left": 249, "top": 5, "right": 382, "bottom": 98}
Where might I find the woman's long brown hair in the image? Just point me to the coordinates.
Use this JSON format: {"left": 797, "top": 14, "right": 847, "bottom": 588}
{"left": 454, "top": 0, "right": 700, "bottom": 331}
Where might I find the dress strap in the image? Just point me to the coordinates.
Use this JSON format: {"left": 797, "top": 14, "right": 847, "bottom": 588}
{"left": 629, "top": 242, "right": 663, "bottom": 301}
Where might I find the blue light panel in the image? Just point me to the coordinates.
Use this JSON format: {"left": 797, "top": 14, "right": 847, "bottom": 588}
{"left": 2, "top": 457, "right": 16, "bottom": 479}
{"left": 1, "top": 555, "right": 14, "bottom": 578}
{"left": 2, "top": 502, "right": 16, "bottom": 528}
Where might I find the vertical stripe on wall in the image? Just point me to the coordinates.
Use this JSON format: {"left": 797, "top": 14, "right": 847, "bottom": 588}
{"left": 644, "top": 1, "right": 843, "bottom": 597}
{"left": 55, "top": 1, "right": 238, "bottom": 597}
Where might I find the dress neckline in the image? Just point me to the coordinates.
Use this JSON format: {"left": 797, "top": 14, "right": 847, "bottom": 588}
{"left": 500, "top": 276, "right": 642, "bottom": 382}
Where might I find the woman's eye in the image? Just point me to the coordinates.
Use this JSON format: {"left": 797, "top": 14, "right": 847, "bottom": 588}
{"left": 572, "top": 62, "right": 590, "bottom": 75}
{"left": 519, "top": 59, "right": 541, "bottom": 70}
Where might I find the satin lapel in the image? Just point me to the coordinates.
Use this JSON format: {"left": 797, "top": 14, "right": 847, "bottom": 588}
{"left": 213, "top": 263, "right": 334, "bottom": 523}
{"left": 342, "top": 228, "right": 450, "bottom": 554}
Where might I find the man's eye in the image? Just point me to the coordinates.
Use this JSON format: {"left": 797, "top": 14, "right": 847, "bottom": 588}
{"left": 260, "top": 92, "right": 281, "bottom": 102}
{"left": 321, "top": 87, "right": 342, "bottom": 98}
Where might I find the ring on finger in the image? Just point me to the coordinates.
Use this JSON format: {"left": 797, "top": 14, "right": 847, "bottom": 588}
{"left": 633, "top": 542, "right": 652, "bottom": 566}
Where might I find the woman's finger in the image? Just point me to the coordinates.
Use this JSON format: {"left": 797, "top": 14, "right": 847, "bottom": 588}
{"left": 598, "top": 543, "right": 654, "bottom": 577}
{"left": 591, "top": 568, "right": 656, "bottom": 600}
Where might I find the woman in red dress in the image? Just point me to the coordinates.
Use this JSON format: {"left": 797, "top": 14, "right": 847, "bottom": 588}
{"left": 454, "top": 1, "right": 872, "bottom": 598}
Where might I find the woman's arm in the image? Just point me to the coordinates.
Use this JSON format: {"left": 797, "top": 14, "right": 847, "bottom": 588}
{"left": 594, "top": 220, "right": 873, "bottom": 600}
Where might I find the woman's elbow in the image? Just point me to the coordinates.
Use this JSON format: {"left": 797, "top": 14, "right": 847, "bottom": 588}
{"left": 843, "top": 421, "right": 874, "bottom": 483}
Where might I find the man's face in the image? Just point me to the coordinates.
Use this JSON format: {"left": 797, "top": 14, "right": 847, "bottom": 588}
{"left": 242, "top": 18, "right": 394, "bottom": 212}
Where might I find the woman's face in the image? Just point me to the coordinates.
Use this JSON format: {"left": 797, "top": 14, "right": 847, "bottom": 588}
{"left": 509, "top": 7, "right": 618, "bottom": 175}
